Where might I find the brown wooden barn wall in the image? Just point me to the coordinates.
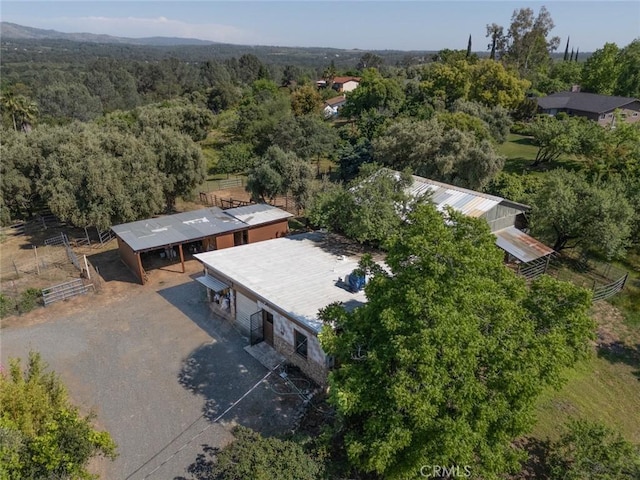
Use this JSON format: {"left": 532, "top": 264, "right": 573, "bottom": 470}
{"left": 117, "top": 237, "right": 144, "bottom": 284}
{"left": 215, "top": 233, "right": 235, "bottom": 250}
{"left": 247, "top": 220, "right": 289, "bottom": 243}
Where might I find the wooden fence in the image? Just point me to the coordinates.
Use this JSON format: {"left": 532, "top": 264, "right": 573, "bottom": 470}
{"left": 199, "top": 192, "right": 301, "bottom": 216}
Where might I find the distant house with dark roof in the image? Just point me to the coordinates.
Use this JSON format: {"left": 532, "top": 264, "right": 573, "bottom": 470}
{"left": 537, "top": 91, "right": 640, "bottom": 126}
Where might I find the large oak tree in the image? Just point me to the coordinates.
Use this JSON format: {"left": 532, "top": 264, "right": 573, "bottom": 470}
{"left": 319, "top": 204, "right": 595, "bottom": 479}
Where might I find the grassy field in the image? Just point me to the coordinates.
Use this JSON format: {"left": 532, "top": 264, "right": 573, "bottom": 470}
{"left": 610, "top": 249, "right": 640, "bottom": 327}
{"left": 497, "top": 134, "right": 640, "bottom": 446}
{"left": 497, "top": 133, "right": 584, "bottom": 175}
{"left": 533, "top": 353, "right": 640, "bottom": 443}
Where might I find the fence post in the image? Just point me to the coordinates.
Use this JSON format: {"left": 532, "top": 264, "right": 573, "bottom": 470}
{"left": 84, "top": 255, "right": 91, "bottom": 280}
{"left": 33, "top": 245, "right": 40, "bottom": 275}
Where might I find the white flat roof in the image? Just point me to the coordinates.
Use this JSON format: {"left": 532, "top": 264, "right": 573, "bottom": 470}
{"left": 194, "top": 232, "right": 370, "bottom": 333}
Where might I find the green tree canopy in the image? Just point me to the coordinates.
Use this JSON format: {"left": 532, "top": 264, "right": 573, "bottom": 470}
{"left": 143, "top": 127, "right": 206, "bottom": 212}
{"left": 529, "top": 169, "right": 633, "bottom": 258}
{"left": 528, "top": 114, "right": 592, "bottom": 166}
{"left": 547, "top": 420, "right": 640, "bottom": 480}
{"left": 372, "top": 118, "right": 504, "bottom": 189}
{"left": 37, "top": 123, "right": 166, "bottom": 229}
{"left": 0, "top": 351, "right": 117, "bottom": 479}
{"left": 318, "top": 204, "right": 594, "bottom": 479}
{"left": 616, "top": 39, "right": 640, "bottom": 97}
{"left": 581, "top": 43, "right": 621, "bottom": 95}
{"left": 135, "top": 99, "right": 215, "bottom": 142}
{"left": 341, "top": 68, "right": 404, "bottom": 118}
{"left": 308, "top": 166, "right": 414, "bottom": 247}
{"left": 468, "top": 59, "right": 530, "bottom": 109}
{"left": 416, "top": 59, "right": 528, "bottom": 109}
{"left": 246, "top": 146, "right": 314, "bottom": 208}
{"left": 450, "top": 99, "right": 512, "bottom": 143}
{"left": 500, "top": 6, "right": 561, "bottom": 77}
{"left": 269, "top": 114, "right": 339, "bottom": 163}
{"left": 214, "top": 142, "right": 256, "bottom": 176}
{"left": 290, "top": 84, "right": 322, "bottom": 116}
{"left": 181, "top": 426, "right": 322, "bottom": 480}
{"left": 0, "top": 127, "right": 39, "bottom": 224}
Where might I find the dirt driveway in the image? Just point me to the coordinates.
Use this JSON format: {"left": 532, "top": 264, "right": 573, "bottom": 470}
{"left": 1, "top": 262, "right": 304, "bottom": 479}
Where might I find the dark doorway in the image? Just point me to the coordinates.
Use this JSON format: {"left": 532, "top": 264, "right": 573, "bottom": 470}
{"left": 262, "top": 310, "right": 274, "bottom": 346}
{"left": 233, "top": 230, "right": 248, "bottom": 246}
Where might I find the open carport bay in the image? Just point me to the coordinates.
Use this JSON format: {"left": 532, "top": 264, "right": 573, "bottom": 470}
{"left": 1, "top": 274, "right": 303, "bottom": 480}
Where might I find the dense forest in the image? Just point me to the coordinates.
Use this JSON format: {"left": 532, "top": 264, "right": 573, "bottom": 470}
{"left": 1, "top": 7, "right": 640, "bottom": 479}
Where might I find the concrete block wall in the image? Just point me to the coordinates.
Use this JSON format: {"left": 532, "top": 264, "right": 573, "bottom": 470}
{"left": 262, "top": 304, "right": 328, "bottom": 386}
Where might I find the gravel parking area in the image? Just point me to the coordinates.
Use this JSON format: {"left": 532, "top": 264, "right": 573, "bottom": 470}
{"left": 1, "top": 268, "right": 304, "bottom": 479}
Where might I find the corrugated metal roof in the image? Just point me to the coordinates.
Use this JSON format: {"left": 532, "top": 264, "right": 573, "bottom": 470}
{"left": 407, "top": 175, "right": 503, "bottom": 217}
{"left": 494, "top": 226, "right": 554, "bottom": 263}
{"left": 195, "top": 232, "right": 371, "bottom": 333}
{"left": 112, "top": 208, "right": 246, "bottom": 252}
{"left": 225, "top": 203, "right": 293, "bottom": 226}
{"left": 195, "top": 274, "right": 229, "bottom": 292}
{"left": 112, "top": 205, "right": 292, "bottom": 252}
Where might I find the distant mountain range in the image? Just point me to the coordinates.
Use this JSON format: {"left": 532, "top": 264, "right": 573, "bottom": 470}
{"left": 0, "top": 22, "right": 218, "bottom": 46}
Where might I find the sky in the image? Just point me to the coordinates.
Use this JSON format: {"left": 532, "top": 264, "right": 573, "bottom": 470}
{"left": 1, "top": 1, "right": 639, "bottom": 52}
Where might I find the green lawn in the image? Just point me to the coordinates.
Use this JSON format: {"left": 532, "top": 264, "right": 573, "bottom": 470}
{"left": 533, "top": 354, "right": 640, "bottom": 444}
{"left": 497, "top": 133, "right": 584, "bottom": 175}
{"left": 498, "top": 135, "right": 640, "bottom": 446}
{"left": 610, "top": 249, "right": 640, "bottom": 327}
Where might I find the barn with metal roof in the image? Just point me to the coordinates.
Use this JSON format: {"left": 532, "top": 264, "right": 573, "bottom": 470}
{"left": 111, "top": 204, "right": 292, "bottom": 284}
{"left": 405, "top": 174, "right": 554, "bottom": 264}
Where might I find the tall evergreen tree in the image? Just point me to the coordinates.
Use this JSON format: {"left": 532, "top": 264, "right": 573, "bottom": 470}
{"left": 575, "top": 47, "right": 579, "bottom": 62}
{"left": 466, "top": 34, "right": 472, "bottom": 57}
{"left": 564, "top": 36, "right": 570, "bottom": 61}
{"left": 570, "top": 48, "right": 575, "bottom": 62}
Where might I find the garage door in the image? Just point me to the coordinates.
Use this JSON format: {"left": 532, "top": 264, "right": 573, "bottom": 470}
{"left": 235, "top": 290, "right": 258, "bottom": 337}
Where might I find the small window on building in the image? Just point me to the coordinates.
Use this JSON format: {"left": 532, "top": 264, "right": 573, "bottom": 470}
{"left": 633, "top": 112, "right": 638, "bottom": 117}
{"left": 295, "top": 330, "right": 308, "bottom": 359}
{"left": 599, "top": 114, "right": 605, "bottom": 119}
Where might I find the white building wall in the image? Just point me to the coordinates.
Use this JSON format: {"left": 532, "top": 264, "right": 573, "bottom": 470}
{"left": 341, "top": 81, "right": 359, "bottom": 92}
{"left": 235, "top": 290, "right": 258, "bottom": 337}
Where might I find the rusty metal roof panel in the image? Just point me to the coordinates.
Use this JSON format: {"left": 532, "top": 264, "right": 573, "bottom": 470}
{"left": 494, "top": 226, "right": 554, "bottom": 263}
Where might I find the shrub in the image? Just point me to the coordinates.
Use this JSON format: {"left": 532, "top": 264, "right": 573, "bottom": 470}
{"left": 510, "top": 121, "right": 531, "bottom": 135}
{"left": 0, "top": 293, "right": 15, "bottom": 318}
{"left": 17, "top": 288, "right": 42, "bottom": 314}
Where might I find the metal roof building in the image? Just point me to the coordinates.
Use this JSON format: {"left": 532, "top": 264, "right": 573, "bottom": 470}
{"left": 111, "top": 205, "right": 292, "bottom": 284}
{"left": 111, "top": 208, "right": 245, "bottom": 253}
{"left": 401, "top": 173, "right": 555, "bottom": 264}
{"left": 407, "top": 175, "right": 503, "bottom": 217}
